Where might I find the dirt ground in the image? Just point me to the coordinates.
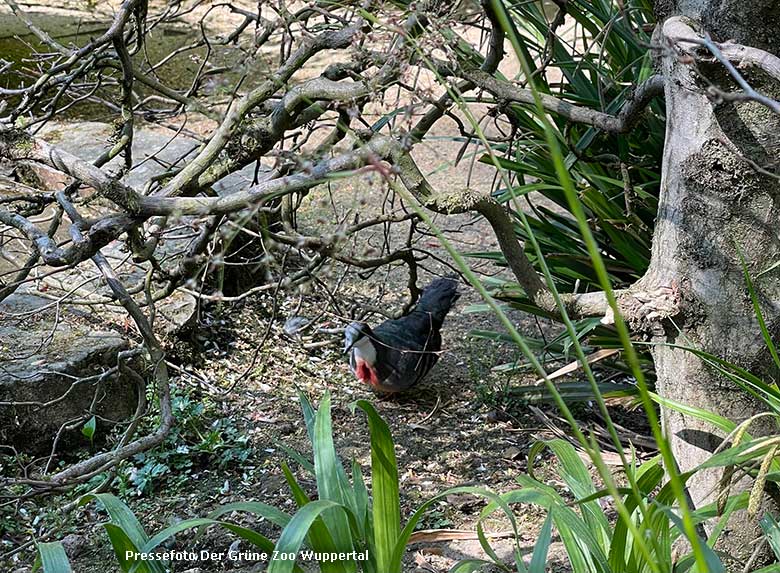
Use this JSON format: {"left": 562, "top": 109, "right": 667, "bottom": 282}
{"left": 0, "top": 153, "right": 601, "bottom": 571}
{"left": 1, "top": 174, "right": 642, "bottom": 572}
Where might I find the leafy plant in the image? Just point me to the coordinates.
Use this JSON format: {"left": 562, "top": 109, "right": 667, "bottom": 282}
{"left": 34, "top": 542, "right": 72, "bottom": 573}
{"left": 81, "top": 416, "right": 96, "bottom": 444}
{"left": 388, "top": 2, "right": 752, "bottom": 570}
{"left": 36, "top": 393, "right": 514, "bottom": 573}
{"left": 454, "top": 438, "right": 748, "bottom": 573}
{"left": 101, "top": 389, "right": 254, "bottom": 497}
{"left": 265, "top": 392, "right": 514, "bottom": 573}
{"left": 464, "top": 0, "right": 662, "bottom": 376}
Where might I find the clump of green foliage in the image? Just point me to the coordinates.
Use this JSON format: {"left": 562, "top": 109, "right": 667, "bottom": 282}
{"left": 466, "top": 0, "right": 662, "bottom": 376}
{"left": 37, "top": 392, "right": 780, "bottom": 573}
{"left": 73, "top": 388, "right": 253, "bottom": 499}
{"left": 127, "top": 391, "right": 252, "bottom": 495}
{"left": 35, "top": 393, "right": 510, "bottom": 573}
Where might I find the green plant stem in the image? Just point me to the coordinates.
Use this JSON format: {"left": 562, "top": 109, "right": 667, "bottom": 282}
{"left": 486, "top": 2, "right": 708, "bottom": 569}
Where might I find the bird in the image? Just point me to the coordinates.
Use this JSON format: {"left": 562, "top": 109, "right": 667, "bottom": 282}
{"left": 343, "top": 277, "right": 460, "bottom": 393}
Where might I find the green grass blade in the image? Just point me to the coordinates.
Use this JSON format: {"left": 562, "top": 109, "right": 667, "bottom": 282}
{"left": 649, "top": 343, "right": 780, "bottom": 411}
{"left": 760, "top": 514, "right": 780, "bottom": 560}
{"left": 658, "top": 507, "right": 725, "bottom": 573}
{"left": 356, "top": 400, "right": 400, "bottom": 573}
{"left": 608, "top": 458, "right": 665, "bottom": 571}
{"left": 448, "top": 559, "right": 492, "bottom": 573}
{"left": 488, "top": 0, "right": 707, "bottom": 566}
{"left": 312, "top": 393, "right": 357, "bottom": 560}
{"left": 267, "top": 500, "right": 347, "bottom": 573}
{"left": 649, "top": 392, "right": 739, "bottom": 435}
{"left": 737, "top": 244, "right": 780, "bottom": 372}
{"left": 36, "top": 542, "right": 72, "bottom": 573}
{"left": 528, "top": 439, "right": 609, "bottom": 549}
{"left": 351, "top": 459, "right": 369, "bottom": 538}
{"left": 275, "top": 442, "right": 315, "bottom": 474}
{"left": 80, "top": 493, "right": 148, "bottom": 551}
{"left": 281, "top": 461, "right": 311, "bottom": 507}
{"left": 280, "top": 462, "right": 346, "bottom": 570}
{"left": 105, "top": 524, "right": 147, "bottom": 573}
{"left": 222, "top": 523, "right": 277, "bottom": 552}
{"left": 299, "top": 391, "right": 316, "bottom": 442}
{"left": 491, "top": 487, "right": 608, "bottom": 572}
{"left": 139, "top": 518, "right": 275, "bottom": 555}
{"left": 528, "top": 512, "right": 553, "bottom": 573}
{"left": 80, "top": 493, "right": 164, "bottom": 573}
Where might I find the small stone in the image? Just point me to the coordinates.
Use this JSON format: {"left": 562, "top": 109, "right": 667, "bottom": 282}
{"left": 276, "top": 422, "right": 295, "bottom": 435}
{"left": 485, "top": 410, "right": 509, "bottom": 423}
{"left": 502, "top": 446, "right": 522, "bottom": 460}
{"left": 445, "top": 493, "right": 480, "bottom": 512}
{"left": 60, "top": 533, "right": 88, "bottom": 558}
{"left": 283, "top": 316, "right": 311, "bottom": 337}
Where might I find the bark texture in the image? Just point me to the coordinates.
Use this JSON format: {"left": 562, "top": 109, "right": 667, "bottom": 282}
{"left": 651, "top": 3, "right": 780, "bottom": 564}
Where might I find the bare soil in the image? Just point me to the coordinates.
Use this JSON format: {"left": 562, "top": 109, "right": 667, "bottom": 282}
{"left": 2, "top": 187, "right": 585, "bottom": 572}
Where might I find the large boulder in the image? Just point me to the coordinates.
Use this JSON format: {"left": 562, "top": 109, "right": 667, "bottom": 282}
{"left": 0, "top": 119, "right": 276, "bottom": 454}
{"left": 0, "top": 121, "right": 237, "bottom": 454}
{"left": 35, "top": 121, "right": 261, "bottom": 196}
{"left": 0, "top": 293, "right": 137, "bottom": 454}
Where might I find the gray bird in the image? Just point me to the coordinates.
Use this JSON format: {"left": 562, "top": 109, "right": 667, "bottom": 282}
{"left": 344, "top": 278, "right": 459, "bottom": 393}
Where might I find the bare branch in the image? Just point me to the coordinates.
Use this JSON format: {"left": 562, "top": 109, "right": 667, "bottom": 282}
{"left": 718, "top": 42, "right": 780, "bottom": 84}
{"left": 158, "top": 22, "right": 366, "bottom": 197}
{"left": 455, "top": 69, "right": 665, "bottom": 134}
{"left": 667, "top": 21, "right": 780, "bottom": 115}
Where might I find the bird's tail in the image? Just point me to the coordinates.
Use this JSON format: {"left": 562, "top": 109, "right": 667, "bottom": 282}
{"left": 415, "top": 277, "right": 460, "bottom": 326}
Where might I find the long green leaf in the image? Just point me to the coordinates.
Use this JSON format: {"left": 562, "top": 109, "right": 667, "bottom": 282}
{"left": 80, "top": 493, "right": 165, "bottom": 573}
{"left": 280, "top": 462, "right": 346, "bottom": 572}
{"left": 737, "top": 244, "right": 780, "bottom": 372}
{"left": 760, "top": 514, "right": 780, "bottom": 561}
{"left": 356, "top": 400, "right": 400, "bottom": 573}
{"left": 529, "top": 512, "right": 553, "bottom": 573}
{"left": 267, "top": 500, "right": 346, "bottom": 573}
{"left": 312, "top": 393, "right": 357, "bottom": 564}
{"left": 529, "top": 439, "right": 610, "bottom": 550}
{"left": 36, "top": 542, "right": 72, "bottom": 573}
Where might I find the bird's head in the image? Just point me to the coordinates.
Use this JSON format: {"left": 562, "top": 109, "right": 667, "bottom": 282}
{"left": 343, "top": 322, "right": 373, "bottom": 355}
{"left": 344, "top": 322, "right": 380, "bottom": 386}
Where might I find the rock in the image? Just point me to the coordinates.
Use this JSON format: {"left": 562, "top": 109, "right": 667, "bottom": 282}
{"left": 501, "top": 446, "right": 522, "bottom": 460}
{"left": 444, "top": 493, "right": 480, "bottom": 512}
{"left": 283, "top": 316, "right": 311, "bottom": 337}
{"left": 60, "top": 533, "right": 89, "bottom": 558}
{"left": 0, "top": 119, "right": 279, "bottom": 454}
{"left": 157, "top": 290, "right": 198, "bottom": 335}
{"left": 36, "top": 121, "right": 268, "bottom": 196}
{"left": 485, "top": 410, "right": 509, "bottom": 423}
{"left": 276, "top": 422, "right": 295, "bottom": 435}
{"left": 0, "top": 293, "right": 137, "bottom": 454}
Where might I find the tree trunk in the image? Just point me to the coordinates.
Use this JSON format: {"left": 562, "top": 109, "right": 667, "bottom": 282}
{"left": 649, "top": 1, "right": 780, "bottom": 565}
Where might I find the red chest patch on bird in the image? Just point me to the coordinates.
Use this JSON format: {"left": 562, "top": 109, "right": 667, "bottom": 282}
{"left": 355, "top": 358, "right": 380, "bottom": 387}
